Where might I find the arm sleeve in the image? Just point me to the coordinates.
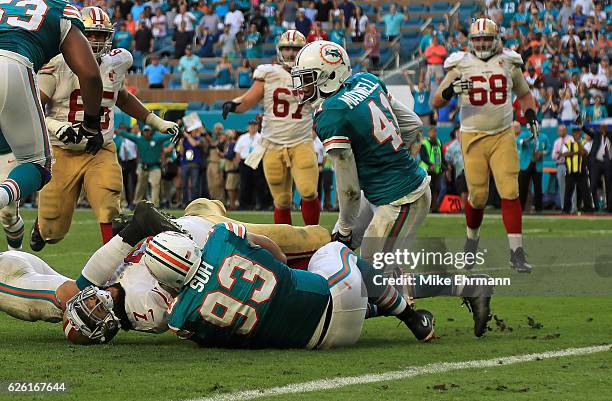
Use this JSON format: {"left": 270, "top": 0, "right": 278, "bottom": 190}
{"left": 121, "top": 132, "right": 143, "bottom": 144}
{"left": 389, "top": 94, "right": 423, "bottom": 147}
{"left": 511, "top": 66, "right": 531, "bottom": 97}
{"left": 327, "top": 148, "right": 361, "bottom": 235}
{"left": 75, "top": 236, "right": 135, "bottom": 289}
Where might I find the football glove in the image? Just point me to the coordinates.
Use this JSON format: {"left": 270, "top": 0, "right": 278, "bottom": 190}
{"left": 80, "top": 113, "right": 103, "bottom": 155}
{"left": 56, "top": 123, "right": 83, "bottom": 145}
{"left": 442, "top": 78, "right": 473, "bottom": 101}
{"left": 221, "top": 101, "right": 240, "bottom": 120}
{"left": 145, "top": 113, "right": 181, "bottom": 144}
{"left": 525, "top": 108, "right": 540, "bottom": 140}
{"left": 331, "top": 230, "right": 354, "bottom": 250}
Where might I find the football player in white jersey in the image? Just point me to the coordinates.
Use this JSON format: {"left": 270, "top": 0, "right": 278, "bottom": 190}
{"left": 221, "top": 30, "right": 321, "bottom": 226}
{"left": 30, "top": 6, "right": 180, "bottom": 252}
{"left": 432, "top": 18, "right": 539, "bottom": 273}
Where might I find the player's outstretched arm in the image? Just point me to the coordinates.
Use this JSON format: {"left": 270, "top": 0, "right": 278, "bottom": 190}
{"left": 116, "top": 88, "right": 181, "bottom": 143}
{"left": 60, "top": 25, "right": 102, "bottom": 118}
{"left": 222, "top": 80, "right": 265, "bottom": 119}
{"left": 328, "top": 148, "right": 361, "bottom": 237}
{"left": 513, "top": 69, "right": 540, "bottom": 138}
{"left": 247, "top": 233, "right": 287, "bottom": 264}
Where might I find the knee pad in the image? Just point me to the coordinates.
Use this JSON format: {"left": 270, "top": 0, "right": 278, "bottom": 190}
{"left": 273, "top": 191, "right": 292, "bottom": 209}
{"left": 469, "top": 191, "right": 489, "bottom": 209}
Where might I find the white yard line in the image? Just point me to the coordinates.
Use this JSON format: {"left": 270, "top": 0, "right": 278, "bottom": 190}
{"left": 181, "top": 344, "right": 612, "bottom": 401}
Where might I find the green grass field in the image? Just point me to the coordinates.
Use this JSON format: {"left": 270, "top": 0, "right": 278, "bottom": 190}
{"left": 0, "top": 209, "right": 611, "bottom": 401}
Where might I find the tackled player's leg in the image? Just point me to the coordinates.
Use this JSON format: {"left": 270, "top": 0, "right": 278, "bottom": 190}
{"left": 0, "top": 251, "right": 69, "bottom": 322}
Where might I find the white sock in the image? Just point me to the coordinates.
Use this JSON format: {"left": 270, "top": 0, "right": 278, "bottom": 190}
{"left": 0, "top": 189, "right": 9, "bottom": 209}
{"left": 80, "top": 235, "right": 134, "bottom": 286}
{"left": 508, "top": 234, "right": 523, "bottom": 251}
{"left": 466, "top": 227, "right": 480, "bottom": 240}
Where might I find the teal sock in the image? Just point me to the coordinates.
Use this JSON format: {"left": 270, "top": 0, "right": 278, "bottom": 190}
{"left": 1, "top": 163, "right": 44, "bottom": 202}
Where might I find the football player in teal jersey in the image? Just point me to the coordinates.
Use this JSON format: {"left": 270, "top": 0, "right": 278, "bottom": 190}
{"left": 291, "top": 41, "right": 492, "bottom": 337}
{"left": 0, "top": 0, "right": 102, "bottom": 212}
{"left": 162, "top": 222, "right": 436, "bottom": 348}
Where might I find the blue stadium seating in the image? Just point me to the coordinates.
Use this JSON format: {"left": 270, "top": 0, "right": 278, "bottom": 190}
{"left": 187, "top": 102, "right": 203, "bottom": 110}
{"left": 407, "top": 4, "right": 428, "bottom": 13}
{"left": 431, "top": 2, "right": 451, "bottom": 12}
{"left": 210, "top": 100, "right": 226, "bottom": 110}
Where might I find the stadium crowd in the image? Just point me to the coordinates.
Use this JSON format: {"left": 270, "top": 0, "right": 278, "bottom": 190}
{"left": 52, "top": 0, "right": 609, "bottom": 214}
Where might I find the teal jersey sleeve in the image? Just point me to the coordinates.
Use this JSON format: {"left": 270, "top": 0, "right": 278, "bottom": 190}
{"left": 168, "top": 223, "right": 330, "bottom": 349}
{"left": 315, "top": 72, "right": 427, "bottom": 205}
{"left": 0, "top": 0, "right": 84, "bottom": 71}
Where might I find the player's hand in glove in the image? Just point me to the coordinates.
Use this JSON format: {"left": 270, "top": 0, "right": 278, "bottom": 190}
{"left": 145, "top": 112, "right": 182, "bottom": 144}
{"left": 80, "top": 113, "right": 104, "bottom": 155}
{"left": 331, "top": 230, "right": 354, "bottom": 250}
{"left": 56, "top": 123, "right": 83, "bottom": 145}
{"left": 525, "top": 108, "right": 540, "bottom": 140}
{"left": 221, "top": 101, "right": 240, "bottom": 120}
{"left": 442, "top": 78, "right": 473, "bottom": 101}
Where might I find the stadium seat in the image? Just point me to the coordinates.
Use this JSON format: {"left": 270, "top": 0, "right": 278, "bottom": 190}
{"left": 199, "top": 75, "right": 216, "bottom": 87}
{"left": 405, "top": 17, "right": 423, "bottom": 28}
{"left": 210, "top": 100, "right": 226, "bottom": 110}
{"left": 187, "top": 102, "right": 204, "bottom": 110}
{"left": 401, "top": 30, "right": 419, "bottom": 40}
{"left": 431, "top": 15, "right": 447, "bottom": 25}
{"left": 263, "top": 47, "right": 277, "bottom": 57}
{"left": 431, "top": 1, "right": 451, "bottom": 12}
{"left": 407, "top": 4, "right": 428, "bottom": 13}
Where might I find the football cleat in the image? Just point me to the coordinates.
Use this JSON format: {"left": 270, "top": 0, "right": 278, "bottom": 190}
{"left": 29, "top": 219, "right": 46, "bottom": 252}
{"left": 510, "top": 247, "right": 532, "bottom": 273}
{"left": 463, "top": 237, "right": 480, "bottom": 270}
{"left": 462, "top": 295, "right": 492, "bottom": 337}
{"left": 118, "top": 201, "right": 184, "bottom": 246}
{"left": 401, "top": 308, "right": 435, "bottom": 342}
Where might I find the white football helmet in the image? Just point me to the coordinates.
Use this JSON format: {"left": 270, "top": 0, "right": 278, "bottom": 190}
{"left": 277, "top": 30, "right": 307, "bottom": 68}
{"left": 81, "top": 6, "right": 114, "bottom": 58}
{"left": 468, "top": 18, "right": 501, "bottom": 60}
{"left": 64, "top": 286, "right": 120, "bottom": 344}
{"left": 291, "top": 40, "right": 352, "bottom": 107}
{"left": 143, "top": 231, "right": 202, "bottom": 290}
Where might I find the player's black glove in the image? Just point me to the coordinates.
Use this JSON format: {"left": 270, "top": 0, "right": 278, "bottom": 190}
{"left": 80, "top": 112, "right": 104, "bottom": 155}
{"left": 56, "top": 124, "right": 83, "bottom": 145}
{"left": 525, "top": 108, "right": 540, "bottom": 140}
{"left": 221, "top": 101, "right": 240, "bottom": 120}
{"left": 441, "top": 78, "right": 473, "bottom": 101}
{"left": 331, "top": 230, "right": 354, "bottom": 250}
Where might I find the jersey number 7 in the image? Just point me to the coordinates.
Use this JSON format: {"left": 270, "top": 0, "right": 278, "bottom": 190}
{"left": 199, "top": 254, "right": 277, "bottom": 335}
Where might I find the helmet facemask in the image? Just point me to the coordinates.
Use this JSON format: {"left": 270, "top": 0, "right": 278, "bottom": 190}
{"left": 65, "top": 286, "right": 120, "bottom": 344}
{"left": 291, "top": 68, "right": 320, "bottom": 105}
{"left": 278, "top": 46, "right": 302, "bottom": 68}
{"left": 86, "top": 29, "right": 114, "bottom": 59}
{"left": 469, "top": 34, "right": 498, "bottom": 59}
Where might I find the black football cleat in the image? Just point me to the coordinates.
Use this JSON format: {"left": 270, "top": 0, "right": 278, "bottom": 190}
{"left": 401, "top": 308, "right": 435, "bottom": 342}
{"left": 29, "top": 219, "right": 46, "bottom": 252}
{"left": 462, "top": 296, "right": 492, "bottom": 337}
{"left": 463, "top": 237, "right": 480, "bottom": 270}
{"left": 460, "top": 274, "right": 494, "bottom": 337}
{"left": 510, "top": 247, "right": 532, "bottom": 273}
{"left": 119, "top": 201, "right": 184, "bottom": 246}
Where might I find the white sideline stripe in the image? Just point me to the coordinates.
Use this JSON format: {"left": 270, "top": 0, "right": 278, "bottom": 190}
{"left": 182, "top": 344, "right": 612, "bottom": 401}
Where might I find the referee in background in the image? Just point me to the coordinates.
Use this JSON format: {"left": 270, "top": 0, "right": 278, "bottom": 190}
{"left": 561, "top": 125, "right": 594, "bottom": 214}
